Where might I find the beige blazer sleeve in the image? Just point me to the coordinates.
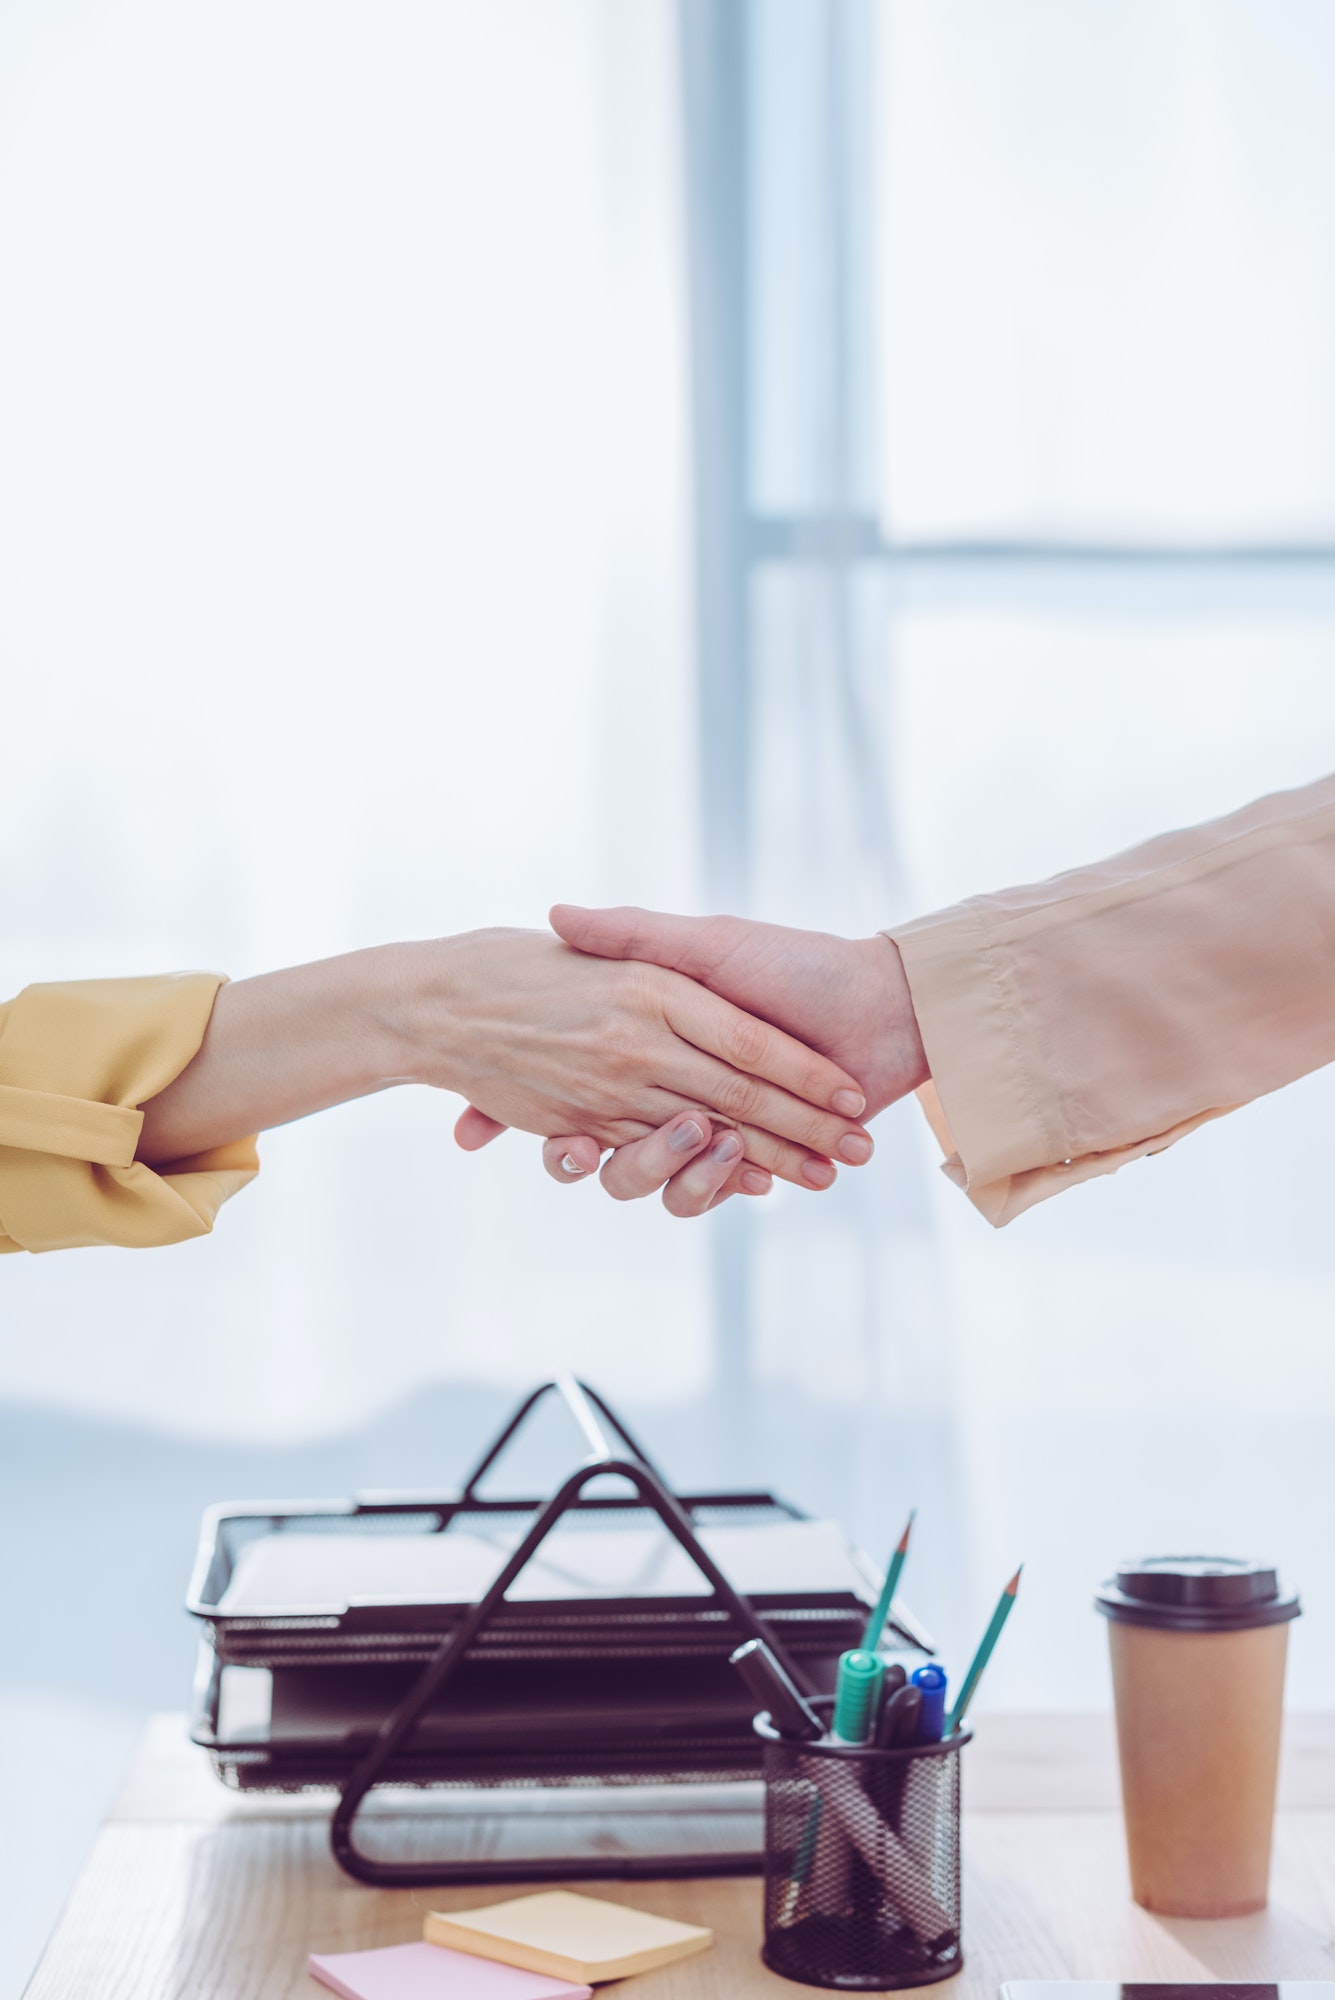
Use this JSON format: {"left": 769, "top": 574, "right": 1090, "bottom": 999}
{"left": 885, "top": 773, "right": 1335, "bottom": 1226}
{"left": 0, "top": 974, "right": 258, "bottom": 1252}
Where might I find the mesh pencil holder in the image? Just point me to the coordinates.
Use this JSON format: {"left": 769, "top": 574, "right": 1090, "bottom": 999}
{"left": 756, "top": 1700, "right": 970, "bottom": 1991}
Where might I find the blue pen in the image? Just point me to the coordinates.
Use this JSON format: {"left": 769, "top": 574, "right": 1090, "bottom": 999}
{"left": 911, "top": 1663, "right": 947, "bottom": 1742}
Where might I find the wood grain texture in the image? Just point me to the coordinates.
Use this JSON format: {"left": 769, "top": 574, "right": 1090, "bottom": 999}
{"left": 28, "top": 1715, "right": 1335, "bottom": 1999}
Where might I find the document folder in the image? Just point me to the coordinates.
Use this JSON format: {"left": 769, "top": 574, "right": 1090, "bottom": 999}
{"left": 186, "top": 1377, "right": 932, "bottom": 1885}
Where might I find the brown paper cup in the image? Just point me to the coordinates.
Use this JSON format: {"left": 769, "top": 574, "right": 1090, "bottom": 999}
{"left": 1096, "top": 1556, "right": 1299, "bottom": 1919}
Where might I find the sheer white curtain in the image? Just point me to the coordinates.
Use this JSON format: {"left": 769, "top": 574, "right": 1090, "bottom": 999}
{"left": 0, "top": 5, "right": 695, "bottom": 1983}
{"left": 0, "top": 0, "right": 702, "bottom": 1438}
{"left": 732, "top": 0, "right": 1335, "bottom": 1723}
{"left": 869, "top": 0, "right": 1335, "bottom": 1708}
{"left": 877, "top": 0, "right": 1335, "bottom": 542}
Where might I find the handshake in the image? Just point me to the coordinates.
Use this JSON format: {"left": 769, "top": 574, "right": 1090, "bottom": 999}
{"left": 451, "top": 904, "right": 929, "bottom": 1220}
{"left": 135, "top": 904, "right": 929, "bottom": 1220}
{"left": 128, "top": 775, "right": 1328, "bottom": 1237}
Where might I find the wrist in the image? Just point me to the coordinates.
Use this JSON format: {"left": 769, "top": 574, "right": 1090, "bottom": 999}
{"left": 370, "top": 936, "right": 471, "bottom": 1094}
{"left": 137, "top": 944, "right": 425, "bottom": 1164}
{"left": 850, "top": 934, "right": 929, "bottom": 1113}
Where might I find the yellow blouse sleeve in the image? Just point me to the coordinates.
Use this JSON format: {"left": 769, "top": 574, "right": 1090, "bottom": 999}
{"left": 0, "top": 973, "right": 259, "bottom": 1253}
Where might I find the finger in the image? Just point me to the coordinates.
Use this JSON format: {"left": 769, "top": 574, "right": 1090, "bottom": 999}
{"left": 730, "top": 1121, "right": 839, "bottom": 1192}
{"left": 598, "top": 1112, "right": 714, "bottom": 1202}
{"left": 454, "top": 1105, "right": 508, "bottom": 1151}
{"left": 662, "top": 1128, "right": 749, "bottom": 1218}
{"left": 685, "top": 1157, "right": 774, "bottom": 1213}
{"left": 593, "top": 1087, "right": 840, "bottom": 1194}
{"left": 651, "top": 976, "right": 873, "bottom": 1158}
{"left": 542, "top": 1135, "right": 602, "bottom": 1182}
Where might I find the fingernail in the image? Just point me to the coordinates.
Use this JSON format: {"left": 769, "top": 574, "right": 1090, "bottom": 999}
{"left": 561, "top": 1154, "right": 588, "bottom": 1176}
{"left": 711, "top": 1131, "right": 743, "bottom": 1164}
{"left": 833, "top": 1088, "right": 866, "bottom": 1117}
{"left": 801, "top": 1158, "right": 836, "bottom": 1188}
{"left": 838, "top": 1133, "right": 873, "bottom": 1165}
{"left": 669, "top": 1117, "right": 707, "bottom": 1155}
{"left": 741, "top": 1168, "right": 771, "bottom": 1195}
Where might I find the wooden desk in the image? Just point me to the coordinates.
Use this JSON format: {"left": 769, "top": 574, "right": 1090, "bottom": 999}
{"left": 27, "top": 1714, "right": 1335, "bottom": 1998}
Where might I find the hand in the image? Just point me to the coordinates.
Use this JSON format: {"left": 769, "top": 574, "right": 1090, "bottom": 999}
{"left": 135, "top": 929, "right": 873, "bottom": 1184}
{"left": 418, "top": 928, "right": 871, "bottom": 1188}
{"left": 532, "top": 907, "right": 928, "bottom": 1209}
{"left": 537, "top": 1112, "right": 775, "bottom": 1218}
{"left": 455, "top": 911, "right": 926, "bottom": 1213}
{"left": 549, "top": 907, "right": 927, "bottom": 1111}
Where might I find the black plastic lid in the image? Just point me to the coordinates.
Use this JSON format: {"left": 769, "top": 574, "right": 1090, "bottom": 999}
{"left": 1094, "top": 1556, "right": 1301, "bottom": 1633}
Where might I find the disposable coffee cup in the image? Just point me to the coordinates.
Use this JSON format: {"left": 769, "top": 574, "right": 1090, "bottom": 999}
{"left": 1096, "top": 1556, "right": 1300, "bottom": 1918}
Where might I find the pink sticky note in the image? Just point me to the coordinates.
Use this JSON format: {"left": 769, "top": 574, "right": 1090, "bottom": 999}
{"left": 308, "top": 1942, "right": 593, "bottom": 2000}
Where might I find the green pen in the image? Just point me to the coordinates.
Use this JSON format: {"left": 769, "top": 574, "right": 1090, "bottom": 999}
{"left": 946, "top": 1564, "right": 1022, "bottom": 1733}
{"left": 861, "top": 1509, "right": 915, "bottom": 1653}
{"left": 832, "top": 1648, "right": 885, "bottom": 1743}
{"left": 781, "top": 1650, "right": 883, "bottom": 1935}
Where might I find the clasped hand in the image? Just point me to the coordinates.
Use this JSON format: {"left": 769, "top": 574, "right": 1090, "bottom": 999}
{"left": 433, "top": 928, "right": 872, "bottom": 1204}
{"left": 454, "top": 911, "right": 929, "bottom": 1218}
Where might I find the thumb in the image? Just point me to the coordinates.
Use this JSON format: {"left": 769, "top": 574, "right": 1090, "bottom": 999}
{"left": 454, "top": 1105, "right": 509, "bottom": 1152}
{"left": 550, "top": 903, "right": 719, "bottom": 978}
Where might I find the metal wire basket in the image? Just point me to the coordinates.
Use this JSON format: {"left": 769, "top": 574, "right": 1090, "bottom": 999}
{"left": 757, "top": 1702, "right": 970, "bottom": 1990}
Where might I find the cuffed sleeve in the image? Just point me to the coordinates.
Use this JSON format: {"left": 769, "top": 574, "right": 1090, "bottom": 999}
{"left": 0, "top": 973, "right": 258, "bottom": 1252}
{"left": 886, "top": 773, "right": 1335, "bottom": 1226}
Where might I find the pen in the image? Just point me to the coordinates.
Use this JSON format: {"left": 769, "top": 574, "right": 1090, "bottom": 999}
{"left": 875, "top": 1681, "right": 922, "bottom": 1748}
{"left": 878, "top": 1661, "right": 907, "bottom": 1705}
{"left": 831, "top": 1649, "right": 885, "bottom": 1744}
{"left": 946, "top": 1565, "right": 1022, "bottom": 1734}
{"left": 729, "top": 1638, "right": 824, "bottom": 1741}
{"left": 910, "top": 1663, "right": 948, "bottom": 1742}
{"left": 861, "top": 1509, "right": 916, "bottom": 1652}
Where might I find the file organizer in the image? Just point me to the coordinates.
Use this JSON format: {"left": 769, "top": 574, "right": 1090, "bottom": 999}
{"left": 187, "top": 1377, "right": 932, "bottom": 1885}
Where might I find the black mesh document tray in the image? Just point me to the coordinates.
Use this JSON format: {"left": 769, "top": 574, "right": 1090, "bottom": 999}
{"left": 185, "top": 1378, "right": 932, "bottom": 1885}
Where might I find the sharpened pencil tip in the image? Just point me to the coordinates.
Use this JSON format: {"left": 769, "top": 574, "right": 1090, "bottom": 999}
{"left": 897, "top": 1509, "right": 916, "bottom": 1554}
{"left": 1005, "top": 1565, "right": 1023, "bottom": 1595}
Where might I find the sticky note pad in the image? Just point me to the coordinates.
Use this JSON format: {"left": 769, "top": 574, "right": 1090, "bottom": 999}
{"left": 308, "top": 1940, "right": 592, "bottom": 2000}
{"left": 424, "top": 1891, "right": 713, "bottom": 1984}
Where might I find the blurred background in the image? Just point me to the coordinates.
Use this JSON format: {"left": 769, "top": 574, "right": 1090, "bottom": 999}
{"left": 6, "top": 0, "right": 1335, "bottom": 1987}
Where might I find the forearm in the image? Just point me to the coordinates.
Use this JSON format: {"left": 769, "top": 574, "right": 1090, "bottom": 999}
{"left": 888, "top": 772, "right": 1335, "bottom": 1224}
{"left": 135, "top": 945, "right": 420, "bottom": 1164}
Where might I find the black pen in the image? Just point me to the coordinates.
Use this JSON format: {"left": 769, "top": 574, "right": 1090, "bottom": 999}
{"left": 876, "top": 1681, "right": 922, "bottom": 1748}
{"left": 729, "top": 1638, "right": 824, "bottom": 1740}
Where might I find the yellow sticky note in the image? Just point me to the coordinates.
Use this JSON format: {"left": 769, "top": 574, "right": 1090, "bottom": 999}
{"left": 424, "top": 1891, "right": 713, "bottom": 1985}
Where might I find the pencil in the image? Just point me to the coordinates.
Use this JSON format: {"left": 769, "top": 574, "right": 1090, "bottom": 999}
{"left": 945, "top": 1565, "right": 1022, "bottom": 1733}
{"left": 779, "top": 1790, "right": 823, "bottom": 1925}
{"left": 861, "top": 1509, "right": 915, "bottom": 1652}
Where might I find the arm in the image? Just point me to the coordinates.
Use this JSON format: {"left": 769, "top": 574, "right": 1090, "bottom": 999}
{"left": 137, "top": 929, "right": 873, "bottom": 1186}
{"left": 0, "top": 973, "right": 256, "bottom": 1253}
{"left": 885, "top": 771, "right": 1335, "bottom": 1222}
{"left": 549, "top": 771, "right": 1335, "bottom": 1224}
{"left": 3, "top": 930, "right": 873, "bottom": 1255}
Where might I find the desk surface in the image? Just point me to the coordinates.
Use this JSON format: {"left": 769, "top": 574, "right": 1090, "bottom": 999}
{"left": 27, "top": 1714, "right": 1335, "bottom": 1999}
